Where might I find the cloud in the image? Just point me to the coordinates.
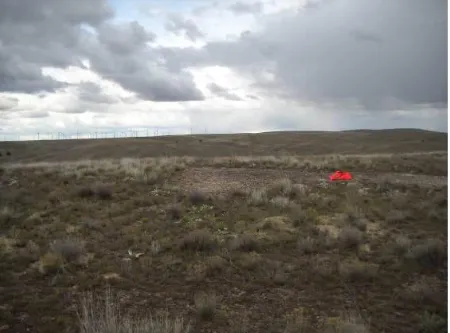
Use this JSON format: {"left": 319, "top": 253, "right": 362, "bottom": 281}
{"left": 0, "top": 0, "right": 112, "bottom": 93}
{"left": 165, "top": 14, "right": 205, "bottom": 41}
{"left": 0, "top": 96, "right": 19, "bottom": 111}
{"left": 76, "top": 81, "right": 119, "bottom": 104}
{"left": 23, "top": 111, "right": 49, "bottom": 119}
{"left": 179, "top": 0, "right": 447, "bottom": 111}
{"left": 207, "top": 83, "right": 243, "bottom": 101}
{"left": 0, "top": 0, "right": 204, "bottom": 102}
{"left": 228, "top": 1, "right": 264, "bottom": 15}
{"left": 97, "top": 21, "right": 157, "bottom": 55}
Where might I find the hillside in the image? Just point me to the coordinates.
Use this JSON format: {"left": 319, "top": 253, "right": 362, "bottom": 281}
{"left": 0, "top": 129, "right": 446, "bottom": 163}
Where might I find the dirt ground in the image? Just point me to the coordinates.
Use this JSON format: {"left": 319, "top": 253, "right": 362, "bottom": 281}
{"left": 0, "top": 130, "right": 447, "bottom": 333}
{"left": 174, "top": 167, "right": 448, "bottom": 195}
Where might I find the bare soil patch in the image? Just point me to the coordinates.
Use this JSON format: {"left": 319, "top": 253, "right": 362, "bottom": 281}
{"left": 174, "top": 167, "right": 447, "bottom": 195}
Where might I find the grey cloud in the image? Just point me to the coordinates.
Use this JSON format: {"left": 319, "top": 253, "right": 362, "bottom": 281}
{"left": 84, "top": 48, "right": 204, "bottom": 101}
{"left": 350, "top": 30, "right": 383, "bottom": 44}
{"left": 0, "top": 96, "right": 19, "bottom": 111}
{"left": 97, "top": 21, "right": 156, "bottom": 55}
{"left": 0, "top": 0, "right": 112, "bottom": 93}
{"left": 228, "top": 1, "right": 263, "bottom": 14}
{"left": 77, "top": 81, "right": 117, "bottom": 104}
{"left": 207, "top": 83, "right": 243, "bottom": 101}
{"left": 178, "top": 0, "right": 447, "bottom": 110}
{"left": 23, "top": 110, "right": 49, "bottom": 118}
{"left": 0, "top": 0, "right": 204, "bottom": 103}
{"left": 246, "top": 94, "right": 259, "bottom": 100}
{"left": 165, "top": 14, "right": 205, "bottom": 41}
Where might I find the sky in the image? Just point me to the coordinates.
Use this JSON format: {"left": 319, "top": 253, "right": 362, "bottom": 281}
{"left": 0, "top": 0, "right": 447, "bottom": 140}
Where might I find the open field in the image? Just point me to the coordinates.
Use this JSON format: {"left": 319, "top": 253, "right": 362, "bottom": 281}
{"left": 0, "top": 129, "right": 447, "bottom": 163}
{"left": 0, "top": 130, "right": 447, "bottom": 333}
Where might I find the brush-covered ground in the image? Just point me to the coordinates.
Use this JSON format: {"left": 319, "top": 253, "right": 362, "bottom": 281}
{"left": 0, "top": 151, "right": 447, "bottom": 333}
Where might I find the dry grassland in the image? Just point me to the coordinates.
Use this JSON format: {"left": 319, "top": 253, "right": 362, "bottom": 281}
{"left": 0, "top": 130, "right": 447, "bottom": 333}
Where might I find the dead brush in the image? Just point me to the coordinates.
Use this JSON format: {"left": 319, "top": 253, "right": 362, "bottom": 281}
{"left": 166, "top": 203, "right": 183, "bottom": 220}
{"left": 78, "top": 289, "right": 190, "bottom": 333}
{"left": 339, "top": 260, "right": 379, "bottom": 282}
{"left": 247, "top": 188, "right": 268, "bottom": 206}
{"left": 50, "top": 238, "right": 85, "bottom": 263}
{"left": 297, "top": 236, "right": 318, "bottom": 254}
{"left": 94, "top": 184, "right": 113, "bottom": 200}
{"left": 205, "top": 255, "right": 227, "bottom": 275}
{"left": 180, "top": 229, "right": 216, "bottom": 252}
{"left": 0, "top": 206, "right": 14, "bottom": 226}
{"left": 194, "top": 291, "right": 218, "bottom": 321}
{"left": 338, "top": 226, "right": 363, "bottom": 249}
{"left": 76, "top": 186, "right": 95, "bottom": 199}
{"left": 188, "top": 189, "right": 208, "bottom": 206}
{"left": 267, "top": 178, "right": 293, "bottom": 197}
{"left": 270, "top": 196, "right": 291, "bottom": 208}
{"left": 406, "top": 238, "right": 446, "bottom": 268}
{"left": 401, "top": 276, "right": 441, "bottom": 302}
{"left": 229, "top": 234, "right": 260, "bottom": 252}
{"left": 388, "top": 235, "right": 412, "bottom": 256}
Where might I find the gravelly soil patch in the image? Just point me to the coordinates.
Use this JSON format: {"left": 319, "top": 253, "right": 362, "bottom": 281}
{"left": 174, "top": 167, "right": 447, "bottom": 194}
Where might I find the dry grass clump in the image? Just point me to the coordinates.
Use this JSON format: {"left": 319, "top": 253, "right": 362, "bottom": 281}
{"left": 248, "top": 179, "right": 305, "bottom": 207}
{"left": 323, "top": 312, "right": 370, "bottom": 333}
{"left": 339, "top": 260, "right": 379, "bottom": 282}
{"left": 283, "top": 309, "right": 370, "bottom": 333}
{"left": 345, "top": 212, "right": 369, "bottom": 232}
{"left": 386, "top": 210, "right": 407, "bottom": 224}
{"left": 338, "top": 227, "right": 363, "bottom": 249}
{"left": 50, "top": 238, "right": 85, "bottom": 263}
{"left": 179, "top": 229, "right": 216, "bottom": 252}
{"left": 291, "top": 209, "right": 319, "bottom": 227}
{"left": 205, "top": 255, "right": 227, "bottom": 275}
{"left": 76, "top": 184, "right": 113, "bottom": 200}
{"left": 419, "top": 311, "right": 446, "bottom": 333}
{"left": 38, "top": 252, "right": 65, "bottom": 274}
{"left": 188, "top": 189, "right": 208, "bottom": 206}
{"left": 0, "top": 206, "right": 14, "bottom": 226}
{"left": 406, "top": 238, "right": 446, "bottom": 268}
{"left": 76, "top": 186, "right": 95, "bottom": 198}
{"left": 401, "top": 276, "right": 441, "bottom": 302}
{"left": 194, "top": 291, "right": 218, "bottom": 321}
{"left": 94, "top": 184, "right": 113, "bottom": 200}
{"left": 267, "top": 178, "right": 293, "bottom": 197}
{"left": 0, "top": 236, "right": 17, "bottom": 255}
{"left": 270, "top": 196, "right": 292, "bottom": 208}
{"left": 388, "top": 235, "right": 412, "bottom": 256}
{"left": 38, "top": 238, "right": 86, "bottom": 274}
{"left": 247, "top": 188, "right": 268, "bottom": 206}
{"left": 229, "top": 234, "right": 260, "bottom": 252}
{"left": 78, "top": 289, "right": 190, "bottom": 333}
{"left": 299, "top": 229, "right": 335, "bottom": 253}
{"left": 297, "top": 236, "right": 319, "bottom": 254}
{"left": 166, "top": 203, "right": 183, "bottom": 220}
{"left": 237, "top": 252, "right": 263, "bottom": 270}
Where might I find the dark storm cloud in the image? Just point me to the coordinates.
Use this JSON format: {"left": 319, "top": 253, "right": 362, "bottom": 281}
{"left": 207, "top": 83, "right": 242, "bottom": 101}
{"left": 228, "top": 1, "right": 263, "bottom": 14}
{"left": 171, "top": 0, "right": 447, "bottom": 110}
{"left": 165, "top": 14, "right": 205, "bottom": 41}
{"left": 0, "top": 0, "right": 204, "bottom": 102}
